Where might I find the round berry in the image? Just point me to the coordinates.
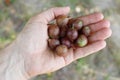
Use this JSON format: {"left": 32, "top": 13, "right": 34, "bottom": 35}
{"left": 48, "top": 24, "right": 59, "bottom": 38}
{"left": 56, "top": 45, "right": 68, "bottom": 57}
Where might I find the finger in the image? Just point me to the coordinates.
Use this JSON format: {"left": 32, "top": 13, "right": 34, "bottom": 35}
{"left": 87, "top": 19, "right": 110, "bottom": 33}
{"left": 78, "top": 12, "right": 104, "bottom": 26}
{"left": 74, "top": 40, "right": 106, "bottom": 60}
{"left": 63, "top": 48, "right": 74, "bottom": 65}
{"left": 31, "top": 7, "right": 70, "bottom": 24}
{"left": 88, "top": 28, "right": 112, "bottom": 43}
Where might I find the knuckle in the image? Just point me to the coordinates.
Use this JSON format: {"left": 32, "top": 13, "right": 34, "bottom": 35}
{"left": 103, "top": 20, "right": 110, "bottom": 27}
{"left": 105, "top": 28, "right": 112, "bottom": 37}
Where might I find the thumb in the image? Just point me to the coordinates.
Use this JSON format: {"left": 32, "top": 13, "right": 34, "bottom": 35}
{"left": 30, "top": 7, "right": 70, "bottom": 24}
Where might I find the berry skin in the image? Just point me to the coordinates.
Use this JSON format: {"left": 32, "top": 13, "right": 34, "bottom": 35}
{"left": 56, "top": 45, "right": 68, "bottom": 57}
{"left": 48, "top": 39, "right": 60, "bottom": 49}
{"left": 59, "top": 25, "right": 68, "bottom": 38}
{"left": 72, "top": 19, "right": 83, "bottom": 30}
{"left": 82, "top": 26, "right": 91, "bottom": 36}
{"left": 67, "top": 18, "right": 76, "bottom": 27}
{"left": 61, "top": 38, "right": 71, "bottom": 48}
{"left": 56, "top": 15, "right": 69, "bottom": 27}
{"left": 48, "top": 24, "right": 59, "bottom": 38}
{"left": 67, "top": 29, "right": 78, "bottom": 42}
{"left": 68, "top": 18, "right": 83, "bottom": 30}
{"left": 76, "top": 35, "right": 88, "bottom": 47}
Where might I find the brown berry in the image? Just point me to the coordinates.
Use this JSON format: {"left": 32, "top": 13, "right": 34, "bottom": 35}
{"left": 72, "top": 19, "right": 83, "bottom": 30}
{"left": 48, "top": 24, "right": 59, "bottom": 38}
{"left": 61, "top": 38, "right": 71, "bottom": 48}
{"left": 56, "top": 45, "right": 68, "bottom": 57}
{"left": 59, "top": 25, "right": 68, "bottom": 38}
{"left": 82, "top": 26, "right": 91, "bottom": 36}
{"left": 67, "top": 29, "right": 78, "bottom": 42}
{"left": 56, "top": 15, "right": 69, "bottom": 27}
{"left": 76, "top": 35, "right": 88, "bottom": 47}
{"left": 67, "top": 18, "right": 76, "bottom": 27}
{"left": 48, "top": 39, "right": 60, "bottom": 49}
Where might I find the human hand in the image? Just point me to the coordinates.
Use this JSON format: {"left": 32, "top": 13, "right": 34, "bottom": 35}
{"left": 11, "top": 7, "right": 112, "bottom": 79}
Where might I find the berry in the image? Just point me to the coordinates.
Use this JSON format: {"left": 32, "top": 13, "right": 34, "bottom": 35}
{"left": 82, "top": 26, "right": 91, "bottom": 36}
{"left": 72, "top": 19, "right": 83, "bottom": 30}
{"left": 48, "top": 24, "right": 59, "bottom": 38}
{"left": 67, "top": 29, "right": 78, "bottom": 42}
{"left": 76, "top": 35, "right": 88, "bottom": 47}
{"left": 59, "top": 25, "right": 68, "bottom": 38}
{"left": 61, "top": 38, "right": 71, "bottom": 48}
{"left": 48, "top": 39, "right": 60, "bottom": 49}
{"left": 56, "top": 15, "right": 69, "bottom": 27}
{"left": 56, "top": 45, "right": 68, "bottom": 57}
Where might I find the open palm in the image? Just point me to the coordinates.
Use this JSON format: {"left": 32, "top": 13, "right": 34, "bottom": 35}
{"left": 16, "top": 7, "right": 112, "bottom": 78}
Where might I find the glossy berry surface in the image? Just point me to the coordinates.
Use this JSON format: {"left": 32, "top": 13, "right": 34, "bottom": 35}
{"left": 56, "top": 15, "right": 69, "bottom": 27}
{"left": 61, "top": 38, "right": 71, "bottom": 48}
{"left": 56, "top": 45, "right": 68, "bottom": 56}
{"left": 82, "top": 26, "right": 91, "bottom": 36}
{"left": 48, "top": 24, "right": 59, "bottom": 38}
{"left": 48, "top": 39, "right": 60, "bottom": 49}
{"left": 67, "top": 29, "right": 78, "bottom": 42}
{"left": 76, "top": 35, "right": 88, "bottom": 47}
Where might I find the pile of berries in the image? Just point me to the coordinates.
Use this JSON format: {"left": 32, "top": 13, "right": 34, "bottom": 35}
{"left": 48, "top": 15, "right": 91, "bottom": 57}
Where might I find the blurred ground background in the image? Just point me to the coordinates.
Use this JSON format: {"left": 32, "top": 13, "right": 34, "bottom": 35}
{"left": 0, "top": 0, "right": 120, "bottom": 80}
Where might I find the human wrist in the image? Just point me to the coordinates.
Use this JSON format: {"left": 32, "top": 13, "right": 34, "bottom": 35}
{"left": 0, "top": 43, "right": 30, "bottom": 80}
